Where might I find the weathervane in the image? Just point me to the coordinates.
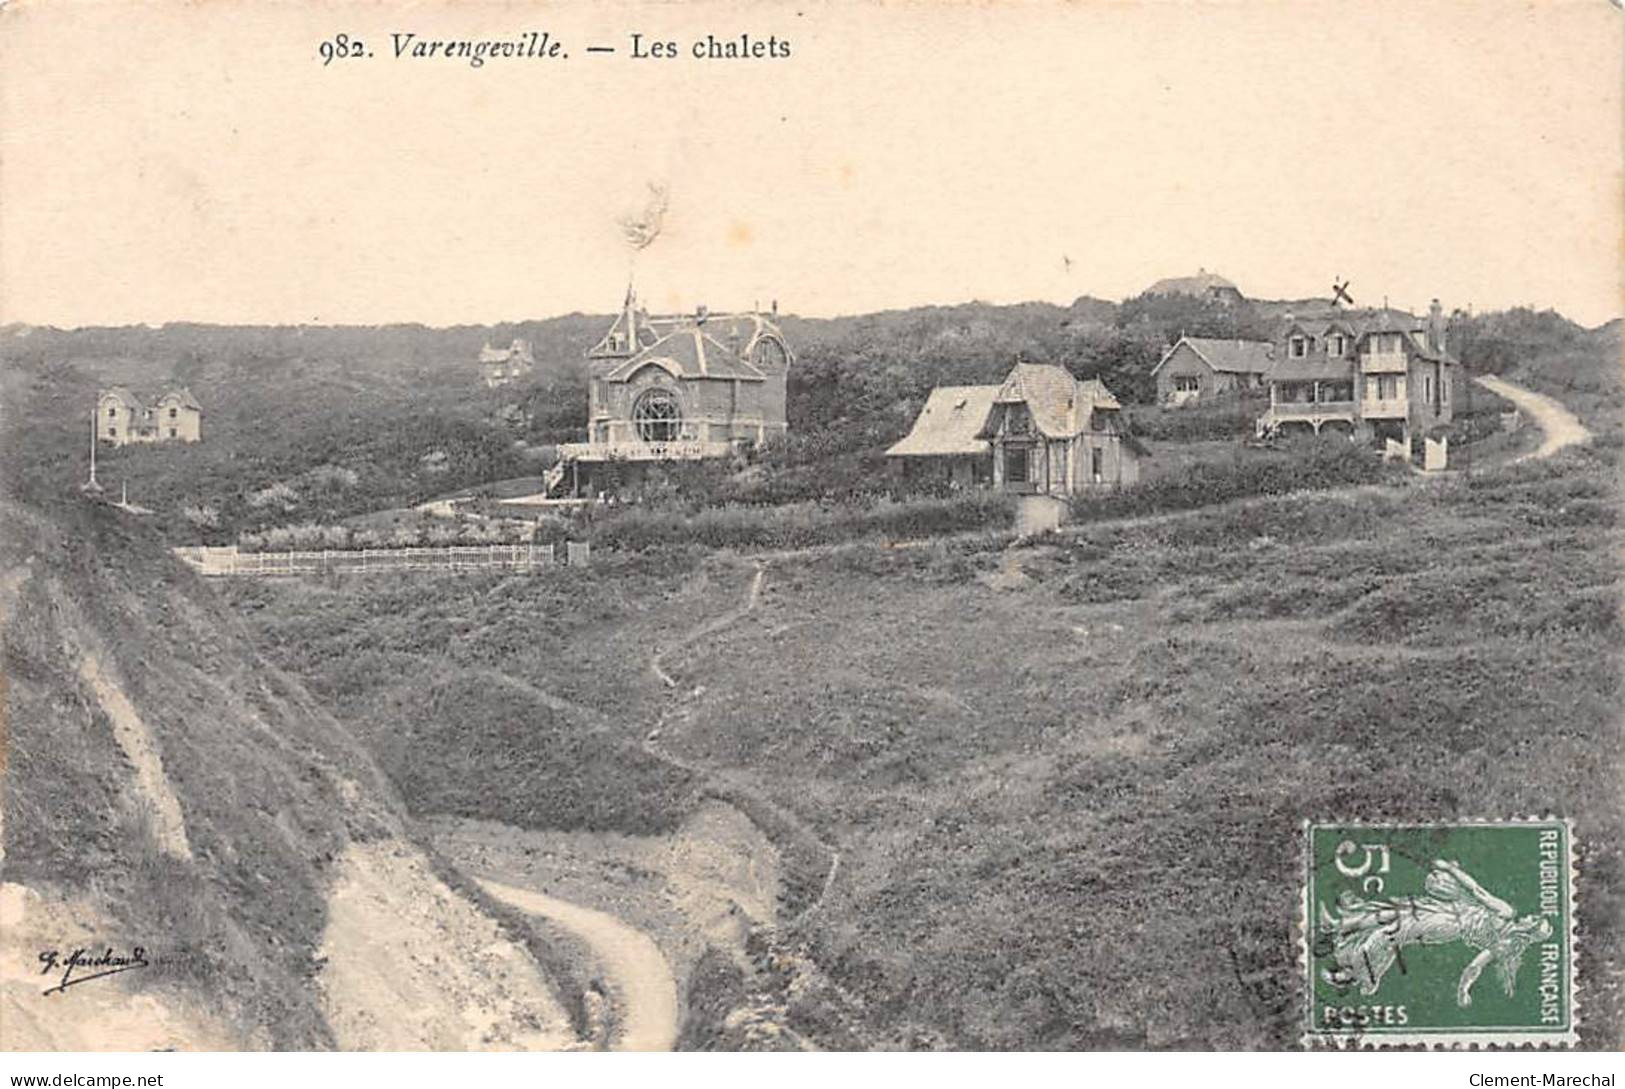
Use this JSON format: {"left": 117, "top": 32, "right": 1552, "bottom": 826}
{"left": 1331, "top": 276, "right": 1354, "bottom": 309}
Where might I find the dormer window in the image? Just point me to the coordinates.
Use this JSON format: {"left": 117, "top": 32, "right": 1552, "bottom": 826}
{"left": 1005, "top": 405, "right": 1032, "bottom": 434}
{"left": 1289, "top": 336, "right": 1307, "bottom": 358}
{"left": 1328, "top": 334, "right": 1345, "bottom": 356}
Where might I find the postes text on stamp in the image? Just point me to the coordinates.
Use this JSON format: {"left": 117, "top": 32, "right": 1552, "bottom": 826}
{"left": 1303, "top": 819, "right": 1575, "bottom": 1047}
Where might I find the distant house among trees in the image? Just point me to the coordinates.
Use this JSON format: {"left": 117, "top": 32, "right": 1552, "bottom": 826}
{"left": 1143, "top": 269, "right": 1245, "bottom": 306}
{"left": 478, "top": 338, "right": 535, "bottom": 387}
{"left": 887, "top": 361, "right": 1140, "bottom": 496}
{"left": 1151, "top": 335, "right": 1275, "bottom": 405}
{"left": 97, "top": 387, "right": 202, "bottom": 445}
{"left": 1257, "top": 300, "right": 1458, "bottom": 449}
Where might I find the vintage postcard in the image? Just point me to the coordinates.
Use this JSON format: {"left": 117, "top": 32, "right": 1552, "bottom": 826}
{"left": 0, "top": 0, "right": 1620, "bottom": 1065}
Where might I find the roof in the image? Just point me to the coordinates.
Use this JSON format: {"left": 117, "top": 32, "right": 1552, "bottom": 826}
{"left": 589, "top": 288, "right": 790, "bottom": 363}
{"left": 1268, "top": 356, "right": 1356, "bottom": 383}
{"left": 1078, "top": 377, "right": 1121, "bottom": 411}
{"left": 994, "top": 363, "right": 1082, "bottom": 437}
{"left": 1153, "top": 336, "right": 1275, "bottom": 376}
{"left": 890, "top": 363, "right": 1128, "bottom": 454}
{"left": 601, "top": 327, "right": 767, "bottom": 383}
{"left": 1283, "top": 307, "right": 1420, "bottom": 339}
{"left": 885, "top": 385, "right": 999, "bottom": 457}
{"left": 1145, "top": 270, "right": 1240, "bottom": 297}
{"left": 100, "top": 386, "right": 144, "bottom": 410}
{"left": 159, "top": 387, "right": 203, "bottom": 411}
{"left": 992, "top": 362, "right": 1123, "bottom": 438}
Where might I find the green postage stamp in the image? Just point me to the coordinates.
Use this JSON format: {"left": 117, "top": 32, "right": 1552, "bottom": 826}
{"left": 1302, "top": 819, "right": 1576, "bottom": 1047}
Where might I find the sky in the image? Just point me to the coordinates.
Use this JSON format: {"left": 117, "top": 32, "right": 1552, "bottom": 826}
{"left": 1, "top": 0, "right": 1620, "bottom": 328}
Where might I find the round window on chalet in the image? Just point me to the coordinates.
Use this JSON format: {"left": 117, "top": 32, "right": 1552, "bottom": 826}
{"left": 632, "top": 387, "right": 682, "bottom": 443}
{"left": 751, "top": 336, "right": 788, "bottom": 371}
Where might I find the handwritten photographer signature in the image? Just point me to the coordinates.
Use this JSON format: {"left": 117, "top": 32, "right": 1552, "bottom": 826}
{"left": 37, "top": 947, "right": 149, "bottom": 996}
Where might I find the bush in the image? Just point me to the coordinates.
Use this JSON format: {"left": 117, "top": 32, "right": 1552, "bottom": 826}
{"left": 583, "top": 492, "right": 1016, "bottom": 553}
{"left": 1071, "top": 439, "right": 1389, "bottom": 523}
{"left": 1129, "top": 393, "right": 1268, "bottom": 443}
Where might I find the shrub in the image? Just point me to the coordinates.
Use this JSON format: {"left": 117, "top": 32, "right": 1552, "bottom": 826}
{"left": 583, "top": 492, "right": 1016, "bottom": 553}
{"left": 1071, "top": 439, "right": 1389, "bottom": 523}
{"left": 247, "top": 481, "right": 299, "bottom": 511}
{"left": 287, "top": 523, "right": 326, "bottom": 549}
{"left": 181, "top": 503, "right": 221, "bottom": 529}
{"left": 1129, "top": 393, "right": 1268, "bottom": 443}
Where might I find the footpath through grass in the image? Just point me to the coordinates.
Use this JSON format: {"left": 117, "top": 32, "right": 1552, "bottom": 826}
{"left": 229, "top": 438, "right": 1622, "bottom": 1049}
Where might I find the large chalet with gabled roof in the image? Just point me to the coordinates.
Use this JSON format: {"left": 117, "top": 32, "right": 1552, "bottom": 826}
{"left": 546, "top": 288, "right": 793, "bottom": 496}
{"left": 1257, "top": 299, "right": 1458, "bottom": 449}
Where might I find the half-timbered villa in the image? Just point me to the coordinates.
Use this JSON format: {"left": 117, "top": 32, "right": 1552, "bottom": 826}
{"left": 888, "top": 362, "right": 1139, "bottom": 496}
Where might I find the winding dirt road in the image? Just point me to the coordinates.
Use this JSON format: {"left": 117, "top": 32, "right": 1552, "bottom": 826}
{"left": 476, "top": 877, "right": 679, "bottom": 1052}
{"left": 1474, "top": 374, "right": 1593, "bottom": 462}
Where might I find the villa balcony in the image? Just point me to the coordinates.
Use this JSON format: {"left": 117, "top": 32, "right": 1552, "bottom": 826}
{"left": 558, "top": 439, "right": 735, "bottom": 462}
{"left": 1360, "top": 398, "right": 1409, "bottom": 419}
{"left": 1262, "top": 400, "right": 1356, "bottom": 423}
{"left": 1360, "top": 351, "right": 1409, "bottom": 374}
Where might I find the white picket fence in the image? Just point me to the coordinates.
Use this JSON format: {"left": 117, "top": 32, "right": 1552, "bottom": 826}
{"left": 174, "top": 542, "right": 587, "bottom": 578}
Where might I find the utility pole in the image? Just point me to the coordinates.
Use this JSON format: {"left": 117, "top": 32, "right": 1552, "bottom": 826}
{"left": 81, "top": 410, "right": 103, "bottom": 494}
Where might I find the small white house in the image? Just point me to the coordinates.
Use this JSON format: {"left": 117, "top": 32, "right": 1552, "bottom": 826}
{"left": 98, "top": 387, "right": 202, "bottom": 445}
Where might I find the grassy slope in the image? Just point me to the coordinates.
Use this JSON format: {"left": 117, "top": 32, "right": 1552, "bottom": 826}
{"left": 204, "top": 323, "right": 1622, "bottom": 1050}
{"left": 663, "top": 458, "right": 1621, "bottom": 1048}
{"left": 1, "top": 493, "right": 419, "bottom": 1045}
{"left": 222, "top": 554, "right": 708, "bottom": 836}
{"left": 237, "top": 444, "right": 1622, "bottom": 1049}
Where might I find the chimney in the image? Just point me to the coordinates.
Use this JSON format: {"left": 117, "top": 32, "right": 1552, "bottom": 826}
{"left": 1428, "top": 298, "right": 1444, "bottom": 353}
{"left": 771, "top": 299, "right": 779, "bottom": 317}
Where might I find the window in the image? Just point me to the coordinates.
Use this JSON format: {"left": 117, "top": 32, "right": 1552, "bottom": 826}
{"left": 1423, "top": 375, "right": 1434, "bottom": 404}
{"left": 168, "top": 407, "right": 177, "bottom": 419}
{"left": 1289, "top": 336, "right": 1306, "bottom": 358}
{"left": 631, "top": 387, "right": 682, "bottom": 442}
{"left": 1172, "top": 375, "right": 1200, "bottom": 393}
{"left": 107, "top": 427, "right": 116, "bottom": 437}
{"left": 1328, "top": 334, "right": 1345, "bottom": 356}
{"left": 168, "top": 428, "right": 177, "bottom": 438}
{"left": 108, "top": 406, "right": 116, "bottom": 417}
{"left": 1091, "top": 447, "right": 1104, "bottom": 483}
{"left": 1005, "top": 446, "right": 1029, "bottom": 484}
{"left": 1379, "top": 375, "right": 1399, "bottom": 400}
{"left": 1005, "top": 405, "right": 1032, "bottom": 435}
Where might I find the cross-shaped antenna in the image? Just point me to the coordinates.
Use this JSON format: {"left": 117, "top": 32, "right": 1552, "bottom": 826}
{"left": 1331, "top": 277, "right": 1354, "bottom": 308}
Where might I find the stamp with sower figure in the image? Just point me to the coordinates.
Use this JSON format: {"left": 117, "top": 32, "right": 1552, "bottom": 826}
{"left": 1302, "top": 820, "right": 1575, "bottom": 1047}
